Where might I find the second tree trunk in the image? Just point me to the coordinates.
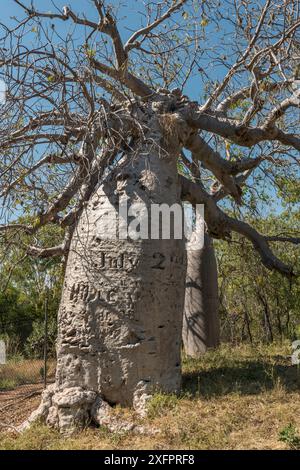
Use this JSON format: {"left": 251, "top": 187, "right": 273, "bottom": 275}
{"left": 183, "top": 233, "right": 220, "bottom": 357}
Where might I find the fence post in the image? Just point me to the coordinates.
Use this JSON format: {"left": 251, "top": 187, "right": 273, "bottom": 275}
{"left": 43, "top": 288, "right": 48, "bottom": 389}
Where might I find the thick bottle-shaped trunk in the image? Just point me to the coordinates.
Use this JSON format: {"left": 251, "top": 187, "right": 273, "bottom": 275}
{"left": 183, "top": 233, "right": 220, "bottom": 357}
{"left": 27, "top": 123, "right": 187, "bottom": 433}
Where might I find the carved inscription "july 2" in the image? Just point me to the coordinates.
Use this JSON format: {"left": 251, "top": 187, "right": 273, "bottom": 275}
{"left": 151, "top": 252, "right": 185, "bottom": 270}
{"left": 90, "top": 249, "right": 184, "bottom": 271}
{"left": 93, "top": 251, "right": 139, "bottom": 271}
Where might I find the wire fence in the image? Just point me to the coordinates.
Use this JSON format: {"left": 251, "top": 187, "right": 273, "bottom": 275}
{"left": 0, "top": 357, "right": 56, "bottom": 392}
{"left": 0, "top": 317, "right": 56, "bottom": 393}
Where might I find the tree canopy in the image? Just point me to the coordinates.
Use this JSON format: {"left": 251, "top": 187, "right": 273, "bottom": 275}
{"left": 0, "top": 0, "right": 299, "bottom": 276}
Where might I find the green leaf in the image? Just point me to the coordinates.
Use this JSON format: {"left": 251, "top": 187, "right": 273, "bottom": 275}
{"left": 86, "top": 48, "right": 96, "bottom": 58}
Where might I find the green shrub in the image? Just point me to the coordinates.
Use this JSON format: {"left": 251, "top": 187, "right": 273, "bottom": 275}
{"left": 279, "top": 424, "right": 300, "bottom": 450}
{"left": 25, "top": 318, "right": 57, "bottom": 358}
{"left": 0, "top": 377, "right": 17, "bottom": 390}
{"left": 147, "top": 393, "right": 179, "bottom": 418}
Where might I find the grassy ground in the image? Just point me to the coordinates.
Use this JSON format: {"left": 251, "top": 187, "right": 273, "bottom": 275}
{"left": 1, "top": 342, "right": 300, "bottom": 450}
{"left": 0, "top": 359, "right": 56, "bottom": 390}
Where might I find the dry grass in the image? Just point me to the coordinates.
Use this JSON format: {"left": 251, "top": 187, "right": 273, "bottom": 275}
{"left": 0, "top": 359, "right": 56, "bottom": 390}
{"left": 1, "top": 342, "right": 300, "bottom": 450}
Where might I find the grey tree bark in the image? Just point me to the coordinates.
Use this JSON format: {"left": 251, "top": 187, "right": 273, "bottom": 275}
{"left": 182, "top": 233, "right": 220, "bottom": 357}
{"left": 22, "top": 116, "right": 187, "bottom": 434}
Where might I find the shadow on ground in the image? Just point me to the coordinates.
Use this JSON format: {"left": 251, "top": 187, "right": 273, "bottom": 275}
{"left": 182, "top": 357, "right": 300, "bottom": 398}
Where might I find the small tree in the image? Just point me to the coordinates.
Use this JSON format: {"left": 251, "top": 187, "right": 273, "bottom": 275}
{"left": 0, "top": 1, "right": 299, "bottom": 432}
{"left": 218, "top": 213, "right": 300, "bottom": 344}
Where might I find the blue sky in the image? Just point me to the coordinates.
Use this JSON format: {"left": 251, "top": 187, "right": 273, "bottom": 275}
{"left": 0, "top": 0, "right": 292, "bottom": 221}
{"left": 1, "top": 0, "right": 211, "bottom": 223}
{"left": 2, "top": 1, "right": 141, "bottom": 31}
{"left": 1, "top": 0, "right": 224, "bottom": 101}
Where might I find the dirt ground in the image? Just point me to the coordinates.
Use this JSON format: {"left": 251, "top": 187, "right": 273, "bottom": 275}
{"left": 0, "top": 344, "right": 300, "bottom": 449}
{"left": 0, "top": 384, "right": 42, "bottom": 431}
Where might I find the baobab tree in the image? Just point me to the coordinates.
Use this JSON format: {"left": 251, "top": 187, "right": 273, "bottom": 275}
{"left": 183, "top": 232, "right": 220, "bottom": 356}
{"left": 0, "top": 0, "right": 299, "bottom": 433}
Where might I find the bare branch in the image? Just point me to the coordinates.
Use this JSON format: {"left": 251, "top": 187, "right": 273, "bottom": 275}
{"left": 266, "top": 235, "right": 300, "bottom": 245}
{"left": 180, "top": 175, "right": 294, "bottom": 277}
{"left": 184, "top": 132, "right": 262, "bottom": 202}
{"left": 0, "top": 224, "right": 34, "bottom": 234}
{"left": 124, "top": 0, "right": 188, "bottom": 53}
{"left": 216, "top": 79, "right": 294, "bottom": 116}
{"left": 0, "top": 153, "right": 77, "bottom": 198}
{"left": 184, "top": 110, "right": 300, "bottom": 151}
{"left": 212, "top": 169, "right": 255, "bottom": 202}
{"left": 91, "top": 58, "right": 154, "bottom": 97}
{"left": 263, "top": 88, "right": 300, "bottom": 128}
{"left": 201, "top": 0, "right": 272, "bottom": 111}
{"left": 26, "top": 243, "right": 66, "bottom": 258}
